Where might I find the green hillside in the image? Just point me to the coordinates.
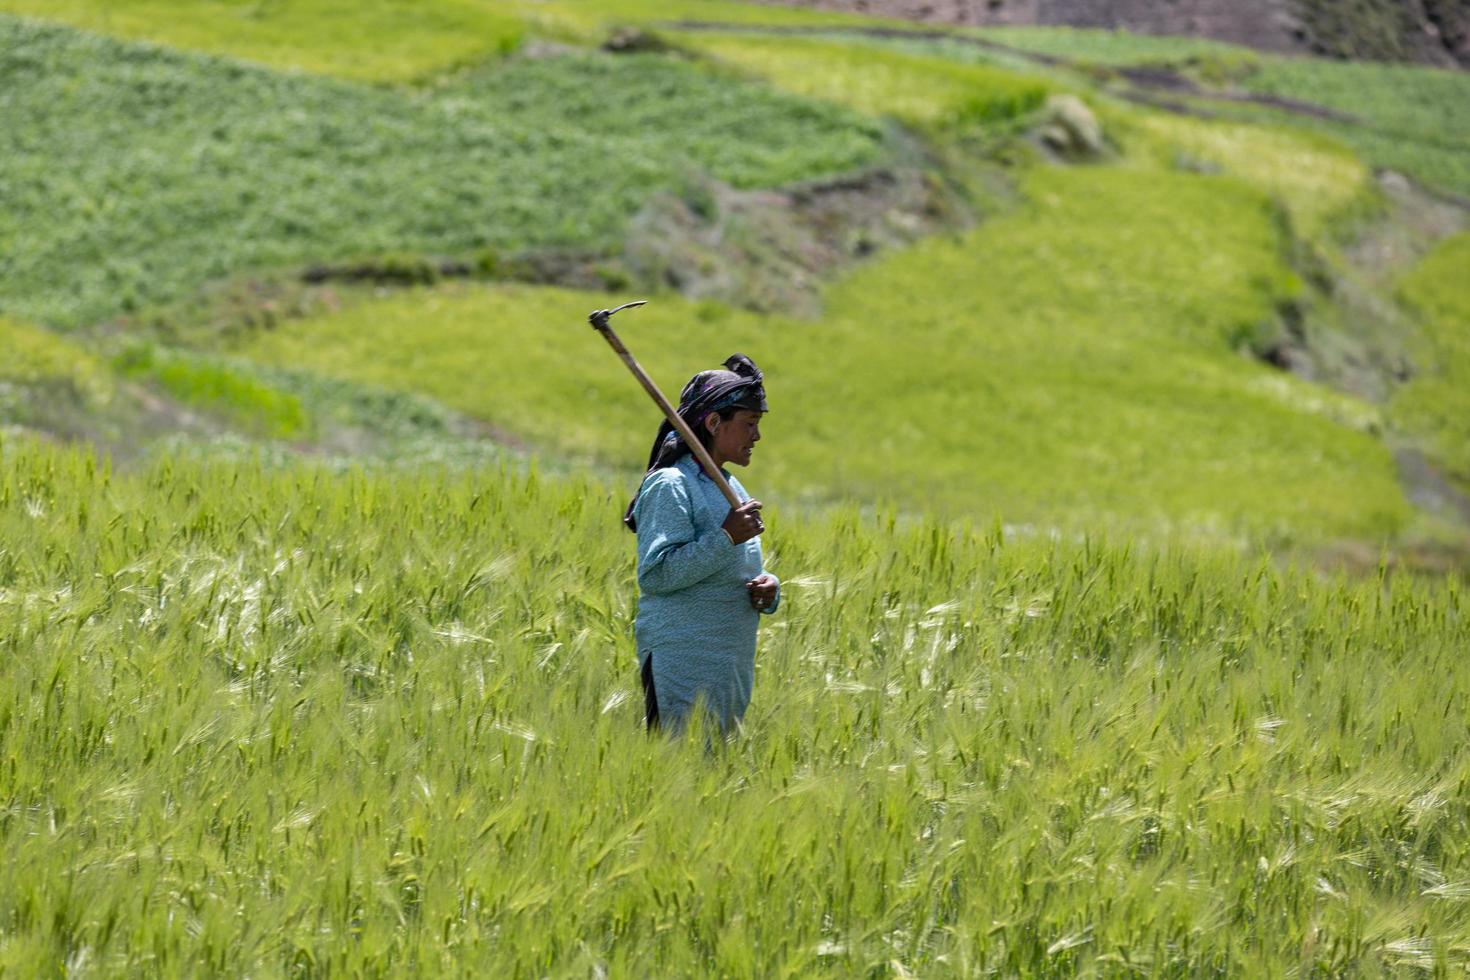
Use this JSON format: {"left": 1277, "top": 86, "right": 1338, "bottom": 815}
{"left": 3, "top": 7, "right": 1459, "bottom": 542}
{"left": 1237, "top": 58, "right": 1470, "bottom": 199}
{"left": 0, "top": 15, "right": 884, "bottom": 328}
{"left": 239, "top": 164, "right": 1407, "bottom": 539}
{"left": 680, "top": 32, "right": 1051, "bottom": 131}
{"left": 0, "top": 316, "right": 127, "bottom": 443}
{"left": 966, "top": 24, "right": 1470, "bottom": 199}
{"left": 0, "top": 0, "right": 871, "bottom": 81}
{"left": 0, "top": 316, "right": 110, "bottom": 394}
{"left": 1393, "top": 234, "right": 1470, "bottom": 484}
{"left": 0, "top": 0, "right": 528, "bottom": 80}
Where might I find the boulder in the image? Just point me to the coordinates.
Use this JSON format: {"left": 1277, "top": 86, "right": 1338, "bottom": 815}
{"left": 1037, "top": 94, "right": 1105, "bottom": 160}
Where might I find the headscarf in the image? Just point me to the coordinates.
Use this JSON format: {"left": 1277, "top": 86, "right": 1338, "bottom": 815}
{"left": 624, "top": 353, "right": 767, "bottom": 531}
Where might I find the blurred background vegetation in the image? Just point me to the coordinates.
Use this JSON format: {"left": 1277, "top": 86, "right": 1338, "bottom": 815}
{"left": 4, "top": 0, "right": 1466, "bottom": 565}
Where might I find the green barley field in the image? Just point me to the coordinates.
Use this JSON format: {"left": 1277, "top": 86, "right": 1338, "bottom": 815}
{"left": 3, "top": 434, "right": 1469, "bottom": 974}
{"left": 3, "top": 0, "right": 1470, "bottom": 973}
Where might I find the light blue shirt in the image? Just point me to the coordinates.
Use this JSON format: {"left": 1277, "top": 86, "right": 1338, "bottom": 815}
{"left": 633, "top": 454, "right": 780, "bottom": 733}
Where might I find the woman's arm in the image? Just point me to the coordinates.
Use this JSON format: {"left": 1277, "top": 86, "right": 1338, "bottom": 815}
{"left": 636, "top": 471, "right": 738, "bottom": 595}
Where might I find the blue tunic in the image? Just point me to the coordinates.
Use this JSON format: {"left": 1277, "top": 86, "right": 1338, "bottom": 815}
{"left": 633, "top": 454, "right": 781, "bottom": 734}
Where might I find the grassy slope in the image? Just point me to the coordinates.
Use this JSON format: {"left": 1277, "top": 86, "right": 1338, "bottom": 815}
{"left": 975, "top": 25, "right": 1255, "bottom": 66}
{"left": 11, "top": 0, "right": 1468, "bottom": 199}
{"left": 1392, "top": 233, "right": 1470, "bottom": 485}
{"left": 1, "top": 10, "right": 1429, "bottom": 543}
{"left": 858, "top": 28, "right": 1467, "bottom": 512}
{"left": 0, "top": 16, "right": 884, "bottom": 328}
{"left": 0, "top": 317, "right": 116, "bottom": 436}
{"left": 1, "top": 434, "right": 1467, "bottom": 974}
{"left": 716, "top": 28, "right": 1376, "bottom": 237}
{"left": 241, "top": 162, "right": 1407, "bottom": 540}
{"left": 216, "top": 24, "right": 1406, "bottom": 542}
{"left": 521, "top": 0, "right": 894, "bottom": 41}
{"left": 677, "top": 32, "right": 1050, "bottom": 131}
{"left": 973, "top": 24, "right": 1470, "bottom": 199}
{"left": 112, "top": 345, "right": 309, "bottom": 441}
{"left": 1238, "top": 58, "right": 1470, "bottom": 199}
{"left": 878, "top": 31, "right": 1374, "bottom": 239}
{"left": 0, "top": 317, "right": 110, "bottom": 393}
{"left": 0, "top": 0, "right": 877, "bottom": 82}
{"left": 1114, "top": 112, "right": 1369, "bottom": 238}
{"left": 0, "top": 0, "right": 527, "bottom": 81}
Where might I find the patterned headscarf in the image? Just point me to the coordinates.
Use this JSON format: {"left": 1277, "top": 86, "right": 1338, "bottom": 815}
{"left": 624, "top": 353, "right": 767, "bottom": 531}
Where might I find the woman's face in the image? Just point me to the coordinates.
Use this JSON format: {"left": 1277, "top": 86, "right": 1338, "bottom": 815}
{"left": 707, "top": 409, "right": 763, "bottom": 467}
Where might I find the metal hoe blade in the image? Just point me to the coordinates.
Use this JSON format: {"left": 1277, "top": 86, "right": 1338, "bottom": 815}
{"left": 588, "top": 300, "right": 647, "bottom": 329}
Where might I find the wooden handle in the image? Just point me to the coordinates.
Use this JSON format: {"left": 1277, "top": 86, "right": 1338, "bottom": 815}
{"left": 590, "top": 310, "right": 742, "bottom": 510}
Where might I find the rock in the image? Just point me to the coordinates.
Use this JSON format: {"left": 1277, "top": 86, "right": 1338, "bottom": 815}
{"left": 1376, "top": 169, "right": 1413, "bottom": 196}
{"left": 601, "top": 27, "right": 669, "bottom": 54}
{"left": 1037, "top": 94, "right": 1105, "bottom": 160}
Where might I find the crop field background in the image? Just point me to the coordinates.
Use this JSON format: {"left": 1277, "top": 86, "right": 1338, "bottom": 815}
{"left": 962, "top": 24, "right": 1470, "bottom": 200}
{"left": 0, "top": 0, "right": 881, "bottom": 80}
{"left": 2, "top": 0, "right": 1470, "bottom": 973}
{"left": 0, "top": 16, "right": 885, "bottom": 327}
{"left": 238, "top": 165, "right": 1409, "bottom": 540}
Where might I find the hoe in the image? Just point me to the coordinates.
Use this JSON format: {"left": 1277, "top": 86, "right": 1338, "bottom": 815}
{"left": 588, "top": 300, "right": 743, "bottom": 510}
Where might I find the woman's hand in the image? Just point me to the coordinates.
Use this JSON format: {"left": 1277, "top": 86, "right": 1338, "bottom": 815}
{"left": 747, "top": 573, "right": 778, "bottom": 611}
{"left": 722, "top": 500, "right": 764, "bottom": 545}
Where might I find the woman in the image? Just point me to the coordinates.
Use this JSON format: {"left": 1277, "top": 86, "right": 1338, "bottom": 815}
{"left": 625, "top": 354, "right": 781, "bottom": 736}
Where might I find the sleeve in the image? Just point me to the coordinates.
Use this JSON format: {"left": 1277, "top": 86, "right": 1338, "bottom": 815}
{"left": 635, "top": 471, "right": 738, "bottom": 596}
{"left": 759, "top": 573, "right": 782, "bottom": 616}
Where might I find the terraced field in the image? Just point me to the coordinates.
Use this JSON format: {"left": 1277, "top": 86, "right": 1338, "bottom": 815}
{"left": 240, "top": 163, "right": 1407, "bottom": 539}
{"left": 970, "top": 23, "right": 1470, "bottom": 198}
{"left": 0, "top": 16, "right": 885, "bottom": 327}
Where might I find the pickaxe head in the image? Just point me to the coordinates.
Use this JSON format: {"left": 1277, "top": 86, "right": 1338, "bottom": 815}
{"left": 588, "top": 300, "right": 647, "bottom": 332}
